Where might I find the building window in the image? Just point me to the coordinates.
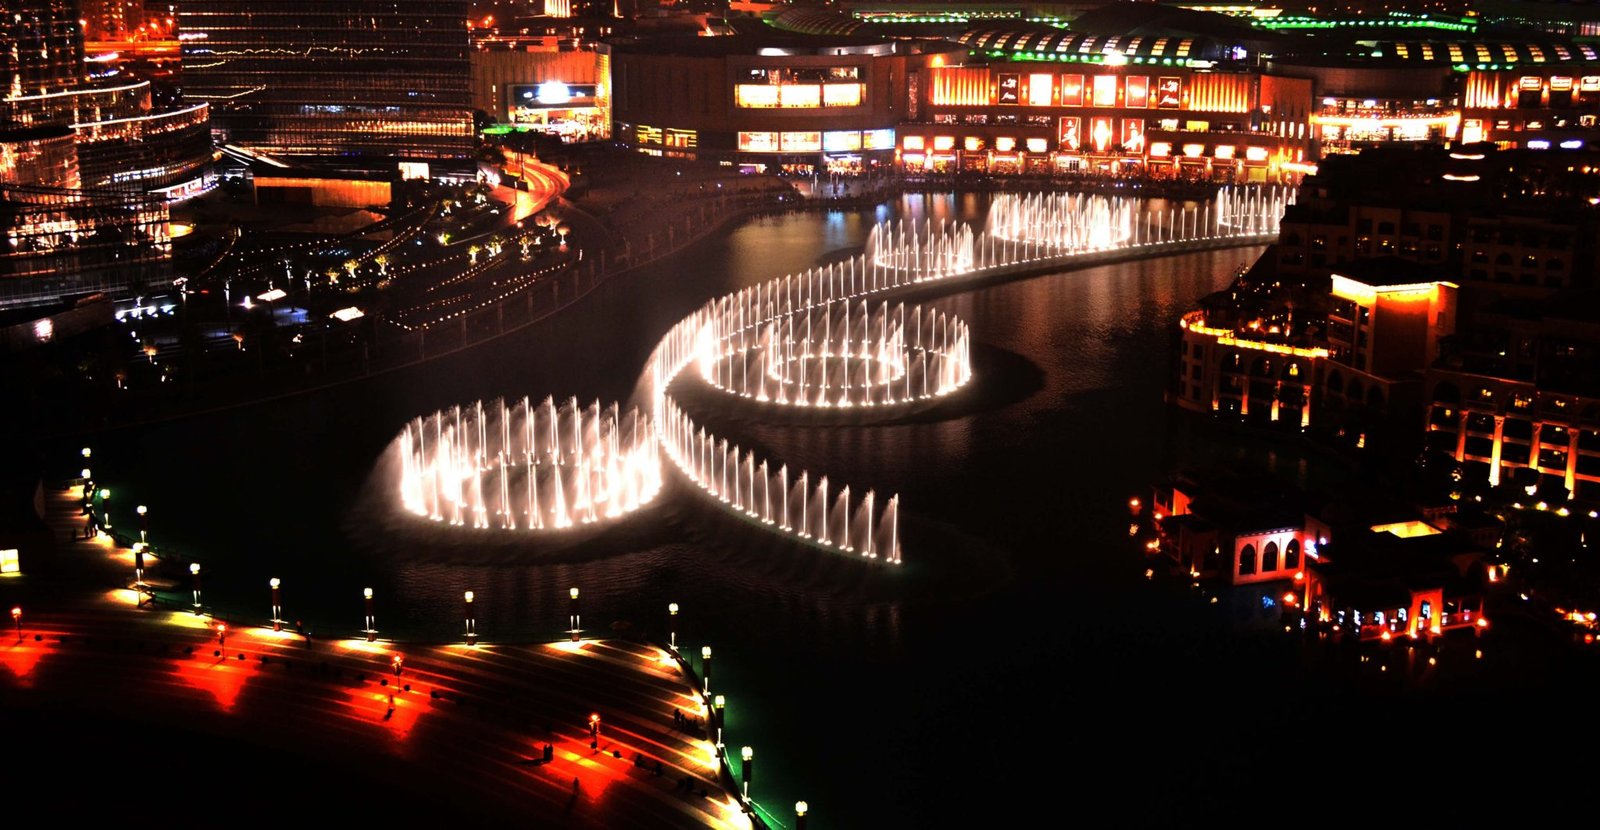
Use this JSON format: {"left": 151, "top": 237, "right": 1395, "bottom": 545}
{"left": 1262, "top": 541, "right": 1280, "bottom": 572}
{"left": 1284, "top": 539, "right": 1301, "bottom": 570}
{"left": 1238, "top": 544, "right": 1257, "bottom": 576}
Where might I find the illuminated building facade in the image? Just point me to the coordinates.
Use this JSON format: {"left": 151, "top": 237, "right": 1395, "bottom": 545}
{"left": 472, "top": 47, "right": 609, "bottom": 141}
{"left": 900, "top": 58, "right": 1312, "bottom": 181}
{"left": 79, "top": 0, "right": 148, "bottom": 41}
{"left": 1460, "top": 68, "right": 1600, "bottom": 150}
{"left": 0, "top": 182, "right": 171, "bottom": 310}
{"left": 3, "top": 0, "right": 209, "bottom": 197}
{"left": 177, "top": 0, "right": 474, "bottom": 167}
{"left": 1426, "top": 307, "right": 1600, "bottom": 501}
{"left": 0, "top": 126, "right": 82, "bottom": 189}
{"left": 2, "top": 0, "right": 85, "bottom": 100}
{"left": 606, "top": 35, "right": 960, "bottom": 172}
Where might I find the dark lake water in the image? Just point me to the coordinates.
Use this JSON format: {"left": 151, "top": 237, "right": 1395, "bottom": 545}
{"left": 74, "top": 193, "right": 1600, "bottom": 824}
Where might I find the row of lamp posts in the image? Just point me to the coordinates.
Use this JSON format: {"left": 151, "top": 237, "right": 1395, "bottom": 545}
{"left": 84, "top": 444, "right": 808, "bottom": 827}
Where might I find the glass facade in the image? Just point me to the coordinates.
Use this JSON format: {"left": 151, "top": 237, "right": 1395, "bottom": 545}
{"left": 1, "top": 0, "right": 85, "bottom": 103}
{"left": 178, "top": 0, "right": 474, "bottom": 164}
{"left": 74, "top": 103, "right": 212, "bottom": 190}
{"left": 0, "top": 183, "right": 171, "bottom": 310}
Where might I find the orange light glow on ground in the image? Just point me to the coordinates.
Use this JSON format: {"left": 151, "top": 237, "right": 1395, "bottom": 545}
{"left": 174, "top": 653, "right": 259, "bottom": 710}
{"left": 0, "top": 638, "right": 54, "bottom": 687}
{"left": 548, "top": 640, "right": 589, "bottom": 654}
{"left": 346, "top": 687, "right": 426, "bottom": 742}
{"left": 553, "top": 744, "right": 621, "bottom": 799}
{"left": 336, "top": 638, "right": 392, "bottom": 656}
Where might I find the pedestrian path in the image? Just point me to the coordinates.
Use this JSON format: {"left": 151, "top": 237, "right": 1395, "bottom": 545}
{"left": 2, "top": 482, "right": 753, "bottom": 829}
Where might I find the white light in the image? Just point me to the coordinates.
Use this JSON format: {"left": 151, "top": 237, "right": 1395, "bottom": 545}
{"left": 535, "top": 80, "right": 571, "bottom": 105}
{"left": 1528, "top": 140, "right": 1551, "bottom": 150}
{"left": 258, "top": 288, "right": 287, "bottom": 302}
{"left": 331, "top": 306, "right": 365, "bottom": 322}
{"left": 1561, "top": 139, "right": 1584, "bottom": 149}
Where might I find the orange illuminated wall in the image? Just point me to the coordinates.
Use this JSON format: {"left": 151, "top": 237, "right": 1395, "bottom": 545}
{"left": 930, "top": 66, "right": 990, "bottom": 106}
{"left": 1465, "top": 72, "right": 1508, "bottom": 109}
{"left": 1186, "top": 74, "right": 1252, "bottom": 113}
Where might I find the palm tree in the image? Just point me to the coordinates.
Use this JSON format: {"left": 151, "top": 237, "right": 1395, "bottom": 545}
{"left": 374, "top": 254, "right": 390, "bottom": 276}
{"left": 343, "top": 259, "right": 360, "bottom": 281}
{"left": 468, "top": 244, "right": 481, "bottom": 265}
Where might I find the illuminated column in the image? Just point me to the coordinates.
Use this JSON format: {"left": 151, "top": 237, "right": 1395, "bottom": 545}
{"left": 1567, "top": 428, "right": 1581, "bottom": 499}
{"left": 713, "top": 694, "right": 726, "bottom": 748}
{"left": 1488, "top": 415, "right": 1506, "bottom": 487}
{"left": 363, "top": 587, "right": 376, "bottom": 642}
{"left": 190, "top": 563, "right": 202, "bottom": 614}
{"left": 589, "top": 713, "right": 601, "bottom": 749}
{"left": 1271, "top": 380, "right": 1282, "bottom": 422}
{"left": 137, "top": 504, "right": 148, "bottom": 543}
{"left": 1239, "top": 373, "right": 1250, "bottom": 417}
{"left": 1455, "top": 410, "right": 1468, "bottom": 463}
{"left": 99, "top": 488, "right": 111, "bottom": 529}
{"left": 668, "top": 602, "right": 679, "bottom": 651}
{"left": 796, "top": 801, "right": 809, "bottom": 830}
{"left": 465, "top": 591, "right": 477, "bottom": 646}
{"left": 701, "top": 645, "right": 712, "bottom": 696}
{"left": 11, "top": 607, "right": 20, "bottom": 643}
{"left": 1530, "top": 422, "right": 1544, "bottom": 483}
{"left": 568, "top": 587, "right": 581, "bottom": 641}
{"left": 270, "top": 578, "right": 282, "bottom": 631}
{"left": 132, "top": 543, "right": 145, "bottom": 588}
{"left": 740, "top": 746, "right": 754, "bottom": 802}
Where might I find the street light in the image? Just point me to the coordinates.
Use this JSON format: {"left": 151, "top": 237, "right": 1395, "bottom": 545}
{"left": 568, "top": 587, "right": 580, "bottom": 642}
{"left": 10, "top": 607, "right": 20, "bottom": 643}
{"left": 363, "top": 587, "right": 376, "bottom": 641}
{"left": 99, "top": 488, "right": 111, "bottom": 529}
{"left": 464, "top": 590, "right": 477, "bottom": 646}
{"left": 270, "top": 578, "right": 282, "bottom": 631}
{"left": 589, "top": 712, "right": 601, "bottom": 749}
{"left": 713, "top": 694, "right": 725, "bottom": 748}
{"left": 81, "top": 447, "right": 91, "bottom": 459}
{"left": 668, "top": 602, "right": 679, "bottom": 651}
{"left": 216, "top": 623, "right": 227, "bottom": 647}
{"left": 136, "top": 504, "right": 148, "bottom": 543}
{"left": 190, "top": 563, "right": 202, "bottom": 613}
{"left": 701, "top": 645, "right": 712, "bottom": 696}
{"left": 796, "top": 801, "right": 809, "bottom": 830}
{"left": 132, "top": 542, "right": 146, "bottom": 589}
{"left": 740, "top": 746, "right": 754, "bottom": 802}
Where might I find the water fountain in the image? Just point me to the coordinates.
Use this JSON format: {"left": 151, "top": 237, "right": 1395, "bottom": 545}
{"left": 394, "top": 396, "right": 661, "bottom": 531}
{"left": 699, "top": 296, "right": 972, "bottom": 408}
{"left": 389, "top": 185, "right": 1297, "bottom": 568}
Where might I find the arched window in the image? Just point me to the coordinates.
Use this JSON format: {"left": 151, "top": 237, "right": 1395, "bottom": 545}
{"left": 1238, "top": 544, "right": 1257, "bottom": 576}
{"left": 1284, "top": 539, "right": 1301, "bottom": 570}
{"left": 1262, "top": 541, "right": 1280, "bottom": 572}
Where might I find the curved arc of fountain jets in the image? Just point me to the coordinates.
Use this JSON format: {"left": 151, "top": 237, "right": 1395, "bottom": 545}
{"left": 389, "top": 186, "right": 1295, "bottom": 569}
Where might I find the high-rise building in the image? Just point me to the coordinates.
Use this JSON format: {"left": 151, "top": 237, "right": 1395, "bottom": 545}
{"left": 177, "top": 0, "right": 475, "bottom": 167}
{"left": 2, "top": 0, "right": 86, "bottom": 100}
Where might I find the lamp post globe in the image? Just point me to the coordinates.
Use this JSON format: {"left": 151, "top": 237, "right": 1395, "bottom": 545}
{"left": 189, "top": 563, "right": 202, "bottom": 613}
{"left": 363, "top": 587, "right": 376, "bottom": 641}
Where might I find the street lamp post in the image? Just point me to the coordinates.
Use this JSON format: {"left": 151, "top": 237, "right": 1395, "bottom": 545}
{"left": 668, "top": 602, "right": 679, "bottom": 651}
{"left": 99, "top": 488, "right": 111, "bottom": 529}
{"left": 137, "top": 504, "right": 148, "bottom": 543}
{"left": 589, "top": 713, "right": 601, "bottom": 749}
{"left": 713, "top": 694, "right": 725, "bottom": 748}
{"left": 132, "top": 542, "right": 146, "bottom": 589}
{"left": 701, "top": 645, "right": 712, "bottom": 696}
{"left": 363, "top": 587, "right": 376, "bottom": 641}
{"left": 795, "top": 801, "right": 809, "bottom": 830}
{"left": 11, "top": 607, "right": 20, "bottom": 643}
{"left": 270, "top": 578, "right": 283, "bottom": 631}
{"left": 217, "top": 623, "right": 227, "bottom": 647}
{"left": 568, "top": 587, "right": 580, "bottom": 642}
{"left": 190, "top": 563, "right": 202, "bottom": 614}
{"left": 465, "top": 590, "right": 477, "bottom": 646}
{"left": 740, "top": 746, "right": 754, "bottom": 803}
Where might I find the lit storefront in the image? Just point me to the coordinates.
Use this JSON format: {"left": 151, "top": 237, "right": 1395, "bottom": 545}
{"left": 1461, "top": 69, "right": 1600, "bottom": 149}
{"left": 606, "top": 34, "right": 960, "bottom": 172}
{"left": 472, "top": 47, "right": 610, "bottom": 142}
{"left": 900, "top": 62, "right": 1312, "bottom": 182}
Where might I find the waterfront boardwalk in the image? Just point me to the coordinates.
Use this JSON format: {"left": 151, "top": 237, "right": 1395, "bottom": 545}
{"left": 0, "top": 484, "right": 751, "bottom": 828}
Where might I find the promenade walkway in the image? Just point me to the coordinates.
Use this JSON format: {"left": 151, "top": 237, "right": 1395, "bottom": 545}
{"left": 0, "top": 483, "right": 753, "bottom": 828}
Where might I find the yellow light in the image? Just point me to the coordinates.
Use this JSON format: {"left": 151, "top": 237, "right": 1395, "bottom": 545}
{"left": 569, "top": 587, "right": 580, "bottom": 599}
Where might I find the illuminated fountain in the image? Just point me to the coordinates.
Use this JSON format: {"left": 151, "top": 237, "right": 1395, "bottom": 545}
{"left": 1214, "top": 184, "right": 1295, "bottom": 235}
{"left": 984, "top": 192, "right": 1136, "bottom": 251}
{"left": 386, "top": 185, "right": 1296, "bottom": 567}
{"left": 700, "top": 296, "right": 972, "bottom": 408}
{"left": 395, "top": 396, "right": 661, "bottom": 530}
